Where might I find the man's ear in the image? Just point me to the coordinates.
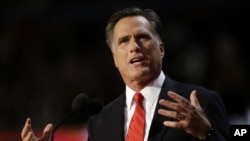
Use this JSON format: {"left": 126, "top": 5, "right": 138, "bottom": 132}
{"left": 159, "top": 42, "right": 165, "bottom": 59}
{"left": 112, "top": 51, "right": 118, "bottom": 68}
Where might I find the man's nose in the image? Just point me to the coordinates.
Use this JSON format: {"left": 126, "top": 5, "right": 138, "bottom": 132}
{"left": 129, "top": 39, "right": 141, "bottom": 53}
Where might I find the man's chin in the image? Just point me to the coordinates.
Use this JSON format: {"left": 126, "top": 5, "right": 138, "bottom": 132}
{"left": 129, "top": 69, "right": 153, "bottom": 79}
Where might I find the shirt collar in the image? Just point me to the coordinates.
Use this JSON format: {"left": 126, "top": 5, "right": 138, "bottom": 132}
{"left": 126, "top": 71, "right": 165, "bottom": 110}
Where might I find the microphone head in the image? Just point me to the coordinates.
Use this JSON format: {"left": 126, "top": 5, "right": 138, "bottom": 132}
{"left": 87, "top": 99, "right": 104, "bottom": 115}
{"left": 71, "top": 93, "right": 89, "bottom": 112}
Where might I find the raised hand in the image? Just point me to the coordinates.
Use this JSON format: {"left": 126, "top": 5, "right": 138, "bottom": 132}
{"left": 21, "top": 118, "right": 53, "bottom": 141}
{"left": 158, "top": 90, "right": 211, "bottom": 140}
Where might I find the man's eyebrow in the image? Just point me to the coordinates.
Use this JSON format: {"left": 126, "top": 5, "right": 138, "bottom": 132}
{"left": 118, "top": 35, "right": 130, "bottom": 44}
{"left": 136, "top": 32, "right": 150, "bottom": 38}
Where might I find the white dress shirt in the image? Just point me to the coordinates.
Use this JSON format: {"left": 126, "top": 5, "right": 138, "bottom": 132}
{"left": 124, "top": 71, "right": 165, "bottom": 141}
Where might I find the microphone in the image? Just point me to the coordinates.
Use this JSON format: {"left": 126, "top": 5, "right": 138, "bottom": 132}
{"left": 87, "top": 98, "right": 105, "bottom": 115}
{"left": 51, "top": 93, "right": 104, "bottom": 141}
{"left": 72, "top": 93, "right": 90, "bottom": 113}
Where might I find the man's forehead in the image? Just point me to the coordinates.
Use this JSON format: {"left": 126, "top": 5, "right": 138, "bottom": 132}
{"left": 113, "top": 16, "right": 153, "bottom": 36}
{"left": 115, "top": 16, "right": 149, "bottom": 28}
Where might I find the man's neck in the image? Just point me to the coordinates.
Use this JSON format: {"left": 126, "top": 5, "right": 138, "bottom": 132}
{"left": 125, "top": 71, "right": 161, "bottom": 92}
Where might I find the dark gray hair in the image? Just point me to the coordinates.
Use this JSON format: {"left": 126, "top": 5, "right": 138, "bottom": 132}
{"left": 105, "top": 7, "right": 164, "bottom": 50}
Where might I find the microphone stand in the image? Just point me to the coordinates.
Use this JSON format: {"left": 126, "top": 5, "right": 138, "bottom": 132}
{"left": 50, "top": 97, "right": 103, "bottom": 141}
{"left": 51, "top": 111, "right": 76, "bottom": 141}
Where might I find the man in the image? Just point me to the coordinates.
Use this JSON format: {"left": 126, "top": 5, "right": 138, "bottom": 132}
{"left": 21, "top": 7, "right": 229, "bottom": 141}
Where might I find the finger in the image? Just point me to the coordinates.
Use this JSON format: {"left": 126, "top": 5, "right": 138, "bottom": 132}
{"left": 159, "top": 99, "right": 187, "bottom": 113}
{"left": 22, "top": 132, "right": 33, "bottom": 141}
{"left": 190, "top": 90, "right": 200, "bottom": 107}
{"left": 21, "top": 118, "right": 32, "bottom": 139}
{"left": 158, "top": 108, "right": 186, "bottom": 121}
{"left": 41, "top": 124, "right": 53, "bottom": 140}
{"left": 168, "top": 91, "right": 193, "bottom": 110}
{"left": 158, "top": 108, "right": 178, "bottom": 119}
{"left": 168, "top": 91, "right": 190, "bottom": 104}
{"left": 163, "top": 120, "right": 184, "bottom": 129}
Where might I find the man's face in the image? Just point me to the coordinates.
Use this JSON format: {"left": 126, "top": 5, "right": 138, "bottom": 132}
{"left": 112, "top": 16, "right": 164, "bottom": 84}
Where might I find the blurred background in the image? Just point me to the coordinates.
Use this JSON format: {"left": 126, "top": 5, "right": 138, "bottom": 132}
{"left": 0, "top": 0, "right": 249, "bottom": 140}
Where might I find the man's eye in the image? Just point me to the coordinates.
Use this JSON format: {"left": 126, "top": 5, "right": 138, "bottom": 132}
{"left": 138, "top": 34, "right": 150, "bottom": 40}
{"left": 118, "top": 37, "right": 129, "bottom": 45}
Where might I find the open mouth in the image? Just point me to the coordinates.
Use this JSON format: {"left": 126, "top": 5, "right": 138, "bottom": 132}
{"left": 130, "top": 57, "right": 144, "bottom": 64}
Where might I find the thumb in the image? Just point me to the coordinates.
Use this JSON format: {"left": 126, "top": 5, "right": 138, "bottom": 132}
{"left": 190, "top": 90, "right": 200, "bottom": 107}
{"left": 41, "top": 124, "right": 53, "bottom": 141}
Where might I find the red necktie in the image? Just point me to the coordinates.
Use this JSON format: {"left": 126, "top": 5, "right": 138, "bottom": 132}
{"left": 126, "top": 92, "right": 145, "bottom": 141}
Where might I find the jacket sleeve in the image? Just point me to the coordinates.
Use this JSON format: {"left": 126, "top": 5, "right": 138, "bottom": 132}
{"left": 202, "top": 91, "right": 229, "bottom": 141}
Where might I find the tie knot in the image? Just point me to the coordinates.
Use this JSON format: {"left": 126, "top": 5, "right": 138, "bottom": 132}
{"left": 133, "top": 92, "right": 144, "bottom": 105}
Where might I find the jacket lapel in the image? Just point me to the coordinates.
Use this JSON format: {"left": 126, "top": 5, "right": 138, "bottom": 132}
{"left": 106, "top": 93, "right": 126, "bottom": 141}
{"left": 148, "top": 75, "right": 183, "bottom": 141}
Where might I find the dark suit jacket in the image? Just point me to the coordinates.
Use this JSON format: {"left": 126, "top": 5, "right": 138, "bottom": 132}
{"left": 87, "top": 76, "right": 229, "bottom": 141}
